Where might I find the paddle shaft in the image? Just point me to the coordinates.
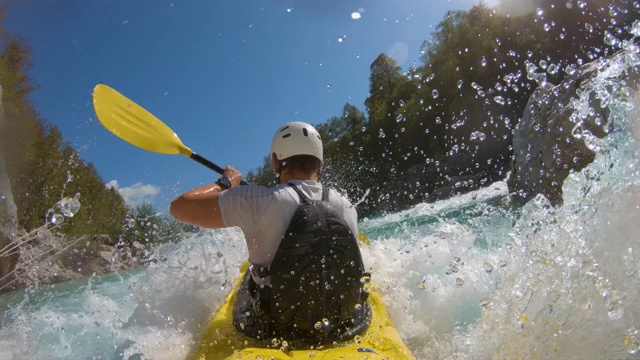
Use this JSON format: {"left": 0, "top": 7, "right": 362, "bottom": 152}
{"left": 190, "top": 152, "right": 249, "bottom": 186}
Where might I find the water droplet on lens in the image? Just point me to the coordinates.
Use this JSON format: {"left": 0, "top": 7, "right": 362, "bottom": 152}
{"left": 50, "top": 213, "right": 64, "bottom": 225}
{"left": 470, "top": 131, "right": 486, "bottom": 141}
{"left": 58, "top": 193, "right": 81, "bottom": 217}
{"left": 417, "top": 278, "right": 426, "bottom": 289}
{"left": 484, "top": 261, "right": 494, "bottom": 272}
{"left": 565, "top": 64, "right": 577, "bottom": 75}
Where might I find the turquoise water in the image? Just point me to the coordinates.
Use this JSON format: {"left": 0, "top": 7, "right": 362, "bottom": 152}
{"left": 2, "top": 41, "right": 640, "bottom": 360}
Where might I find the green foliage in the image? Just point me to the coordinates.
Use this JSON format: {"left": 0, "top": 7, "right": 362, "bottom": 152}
{"left": 0, "top": 23, "right": 130, "bottom": 240}
{"left": 120, "top": 202, "right": 198, "bottom": 258}
{"left": 245, "top": 155, "right": 278, "bottom": 186}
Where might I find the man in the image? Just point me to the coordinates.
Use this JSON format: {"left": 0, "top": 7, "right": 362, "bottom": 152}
{"left": 170, "top": 121, "right": 370, "bottom": 346}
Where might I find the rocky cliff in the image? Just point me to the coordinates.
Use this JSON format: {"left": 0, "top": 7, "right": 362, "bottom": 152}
{"left": 508, "top": 46, "right": 639, "bottom": 206}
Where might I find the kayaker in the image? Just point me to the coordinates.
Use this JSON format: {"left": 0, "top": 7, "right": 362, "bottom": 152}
{"left": 170, "top": 121, "right": 371, "bottom": 346}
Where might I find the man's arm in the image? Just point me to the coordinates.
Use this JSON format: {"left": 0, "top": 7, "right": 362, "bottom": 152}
{"left": 170, "top": 182, "right": 225, "bottom": 228}
{"left": 169, "top": 166, "right": 242, "bottom": 228}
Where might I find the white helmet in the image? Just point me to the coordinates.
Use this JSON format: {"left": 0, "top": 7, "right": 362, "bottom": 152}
{"left": 270, "top": 121, "right": 323, "bottom": 162}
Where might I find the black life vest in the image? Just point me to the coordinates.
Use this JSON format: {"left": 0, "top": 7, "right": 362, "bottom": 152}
{"left": 232, "top": 183, "right": 371, "bottom": 346}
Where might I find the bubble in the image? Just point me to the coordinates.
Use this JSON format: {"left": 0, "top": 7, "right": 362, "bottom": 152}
{"left": 493, "top": 96, "right": 505, "bottom": 105}
{"left": 432, "top": 89, "right": 440, "bottom": 98}
{"left": 457, "top": 80, "right": 463, "bottom": 89}
{"left": 351, "top": 12, "right": 361, "bottom": 20}
{"left": 50, "top": 213, "right": 64, "bottom": 225}
{"left": 455, "top": 277, "right": 464, "bottom": 287}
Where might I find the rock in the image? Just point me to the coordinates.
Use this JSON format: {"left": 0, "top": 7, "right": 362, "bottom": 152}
{"left": 5, "top": 230, "right": 140, "bottom": 291}
{"left": 0, "top": 83, "right": 19, "bottom": 291}
{"left": 507, "top": 47, "right": 639, "bottom": 206}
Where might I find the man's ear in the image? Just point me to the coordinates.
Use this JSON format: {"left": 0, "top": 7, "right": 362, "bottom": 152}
{"left": 271, "top": 153, "right": 280, "bottom": 174}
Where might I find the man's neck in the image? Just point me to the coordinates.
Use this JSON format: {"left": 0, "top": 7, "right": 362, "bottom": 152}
{"left": 279, "top": 171, "right": 318, "bottom": 184}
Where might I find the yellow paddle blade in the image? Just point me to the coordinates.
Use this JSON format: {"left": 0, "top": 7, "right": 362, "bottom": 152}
{"left": 92, "top": 84, "right": 193, "bottom": 157}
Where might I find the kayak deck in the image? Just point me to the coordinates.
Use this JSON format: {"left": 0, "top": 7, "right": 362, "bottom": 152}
{"left": 188, "top": 263, "right": 415, "bottom": 360}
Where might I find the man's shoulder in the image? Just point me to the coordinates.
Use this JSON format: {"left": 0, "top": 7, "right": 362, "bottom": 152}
{"left": 223, "top": 183, "right": 290, "bottom": 199}
{"left": 324, "top": 186, "right": 355, "bottom": 207}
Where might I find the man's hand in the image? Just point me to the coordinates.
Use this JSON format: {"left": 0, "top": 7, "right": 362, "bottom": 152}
{"left": 223, "top": 166, "right": 243, "bottom": 188}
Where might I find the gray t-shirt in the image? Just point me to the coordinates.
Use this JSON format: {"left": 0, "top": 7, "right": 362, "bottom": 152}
{"left": 218, "top": 179, "right": 358, "bottom": 268}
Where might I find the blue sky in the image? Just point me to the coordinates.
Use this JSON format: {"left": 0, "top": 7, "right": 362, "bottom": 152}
{"left": 5, "top": 0, "right": 494, "bottom": 210}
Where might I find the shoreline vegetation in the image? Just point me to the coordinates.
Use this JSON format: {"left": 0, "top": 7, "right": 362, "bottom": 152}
{"left": 0, "top": 2, "right": 637, "bottom": 293}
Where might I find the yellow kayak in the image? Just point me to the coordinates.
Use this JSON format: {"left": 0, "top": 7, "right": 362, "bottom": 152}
{"left": 188, "top": 260, "right": 415, "bottom": 360}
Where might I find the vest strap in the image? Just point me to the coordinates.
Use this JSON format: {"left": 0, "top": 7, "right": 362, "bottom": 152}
{"left": 287, "top": 182, "right": 327, "bottom": 203}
